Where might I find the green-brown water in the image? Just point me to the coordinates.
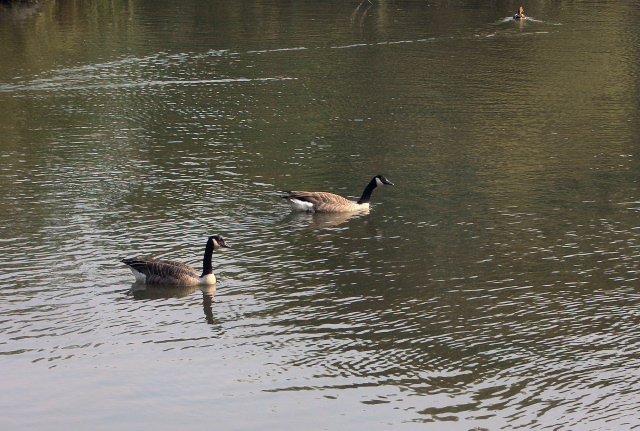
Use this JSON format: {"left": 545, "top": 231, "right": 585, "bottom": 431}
{"left": 1, "top": 1, "right": 639, "bottom": 429}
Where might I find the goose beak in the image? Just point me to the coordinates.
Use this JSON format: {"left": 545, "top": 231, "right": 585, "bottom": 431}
{"left": 384, "top": 179, "right": 394, "bottom": 186}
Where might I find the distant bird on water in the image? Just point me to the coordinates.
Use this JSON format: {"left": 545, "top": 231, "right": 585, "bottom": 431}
{"left": 513, "top": 7, "right": 526, "bottom": 20}
{"left": 282, "top": 174, "right": 394, "bottom": 213}
{"left": 121, "top": 235, "right": 230, "bottom": 286}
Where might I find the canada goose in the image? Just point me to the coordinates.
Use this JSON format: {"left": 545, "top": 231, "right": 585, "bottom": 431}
{"left": 513, "top": 7, "right": 526, "bottom": 20}
{"left": 121, "top": 235, "right": 230, "bottom": 286}
{"left": 282, "top": 174, "right": 394, "bottom": 213}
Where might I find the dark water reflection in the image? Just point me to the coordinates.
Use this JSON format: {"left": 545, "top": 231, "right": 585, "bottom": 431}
{"left": 1, "top": 0, "right": 640, "bottom": 430}
{"left": 127, "top": 284, "right": 218, "bottom": 324}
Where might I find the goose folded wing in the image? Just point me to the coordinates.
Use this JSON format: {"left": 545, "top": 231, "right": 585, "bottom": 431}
{"left": 286, "top": 191, "right": 352, "bottom": 205}
{"left": 122, "top": 259, "right": 198, "bottom": 277}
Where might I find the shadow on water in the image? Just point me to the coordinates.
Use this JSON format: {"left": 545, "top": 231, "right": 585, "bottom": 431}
{"left": 0, "top": 0, "right": 44, "bottom": 21}
{"left": 126, "top": 284, "right": 217, "bottom": 324}
{"left": 350, "top": 0, "right": 372, "bottom": 28}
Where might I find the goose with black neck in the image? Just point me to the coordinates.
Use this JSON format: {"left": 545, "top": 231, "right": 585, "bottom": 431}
{"left": 282, "top": 174, "right": 394, "bottom": 213}
{"left": 121, "top": 235, "right": 230, "bottom": 286}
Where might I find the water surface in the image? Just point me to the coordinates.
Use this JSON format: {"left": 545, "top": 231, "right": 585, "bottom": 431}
{"left": 1, "top": 1, "right": 639, "bottom": 430}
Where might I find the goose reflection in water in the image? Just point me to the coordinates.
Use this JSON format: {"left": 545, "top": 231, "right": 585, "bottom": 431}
{"left": 285, "top": 209, "right": 370, "bottom": 229}
{"left": 126, "top": 284, "right": 217, "bottom": 324}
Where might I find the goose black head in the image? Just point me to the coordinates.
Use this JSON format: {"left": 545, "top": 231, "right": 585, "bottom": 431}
{"left": 209, "top": 235, "right": 231, "bottom": 248}
{"left": 375, "top": 174, "right": 394, "bottom": 186}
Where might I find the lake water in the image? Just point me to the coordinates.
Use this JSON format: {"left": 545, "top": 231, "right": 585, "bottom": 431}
{"left": 1, "top": 1, "right": 639, "bottom": 429}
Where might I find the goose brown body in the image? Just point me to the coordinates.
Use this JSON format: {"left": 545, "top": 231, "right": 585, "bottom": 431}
{"left": 120, "top": 258, "right": 204, "bottom": 286}
{"left": 283, "top": 191, "right": 364, "bottom": 213}
{"left": 282, "top": 175, "right": 394, "bottom": 213}
{"left": 121, "top": 235, "right": 230, "bottom": 286}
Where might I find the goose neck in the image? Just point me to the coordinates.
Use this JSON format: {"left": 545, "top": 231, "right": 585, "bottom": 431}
{"left": 357, "top": 178, "right": 378, "bottom": 204}
{"left": 201, "top": 239, "right": 215, "bottom": 277}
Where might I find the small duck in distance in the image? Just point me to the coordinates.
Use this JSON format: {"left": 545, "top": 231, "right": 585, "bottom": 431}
{"left": 513, "top": 6, "right": 526, "bottom": 20}
{"left": 282, "top": 174, "right": 394, "bottom": 213}
{"left": 121, "top": 235, "right": 230, "bottom": 286}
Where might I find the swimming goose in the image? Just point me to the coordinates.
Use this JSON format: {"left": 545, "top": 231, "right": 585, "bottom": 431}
{"left": 121, "top": 235, "right": 230, "bottom": 286}
{"left": 513, "top": 7, "right": 526, "bottom": 20}
{"left": 282, "top": 174, "right": 394, "bottom": 213}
